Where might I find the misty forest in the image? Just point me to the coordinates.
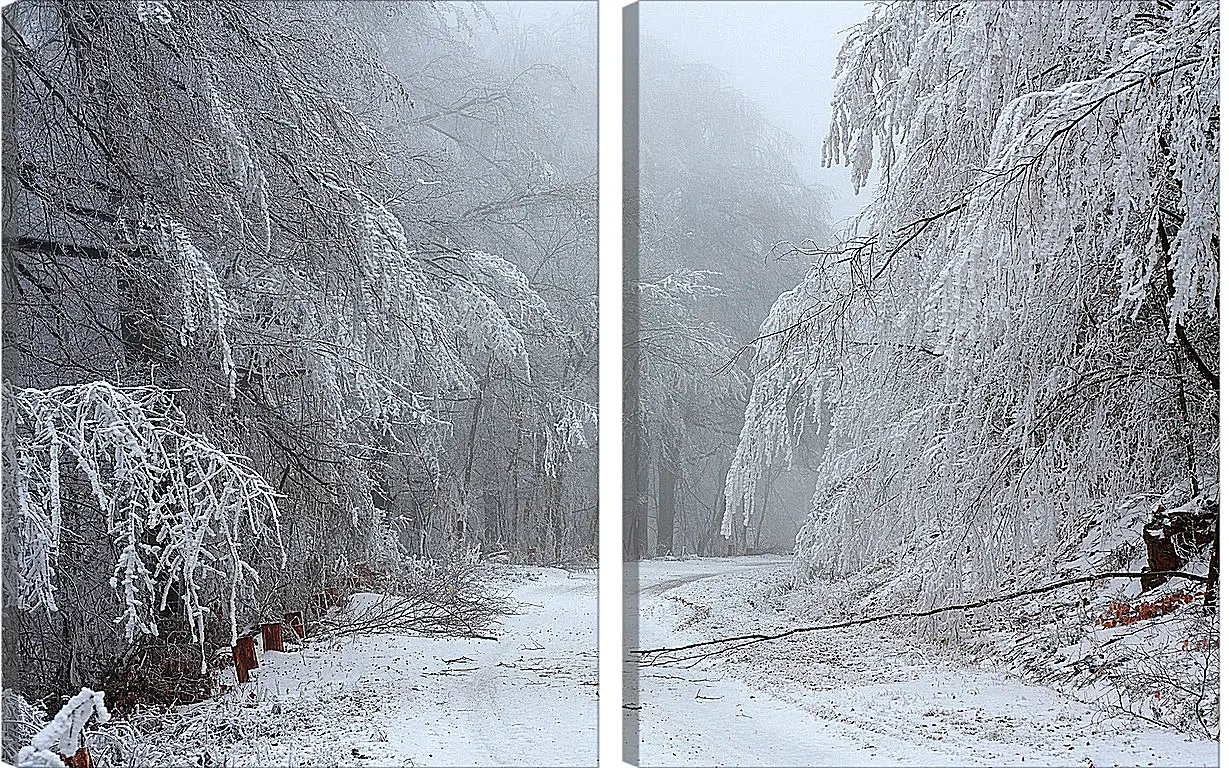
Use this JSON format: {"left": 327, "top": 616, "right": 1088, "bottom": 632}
{"left": 632, "top": 2, "right": 1220, "bottom": 766}
{"left": 2, "top": 2, "right": 597, "bottom": 766}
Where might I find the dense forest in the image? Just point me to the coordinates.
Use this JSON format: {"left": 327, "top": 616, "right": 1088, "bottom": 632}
{"left": 2, "top": 0, "right": 596, "bottom": 723}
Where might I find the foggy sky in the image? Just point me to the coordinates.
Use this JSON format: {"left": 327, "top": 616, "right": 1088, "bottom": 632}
{"left": 641, "top": 1, "right": 872, "bottom": 227}
{"left": 487, "top": 1, "right": 590, "bottom": 31}
{"left": 479, "top": 0, "right": 874, "bottom": 225}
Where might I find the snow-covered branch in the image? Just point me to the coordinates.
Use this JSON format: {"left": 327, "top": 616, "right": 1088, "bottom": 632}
{"left": 3, "top": 381, "right": 284, "bottom": 645}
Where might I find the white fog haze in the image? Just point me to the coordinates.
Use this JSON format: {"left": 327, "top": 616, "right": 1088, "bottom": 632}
{"left": 643, "top": 0, "right": 873, "bottom": 225}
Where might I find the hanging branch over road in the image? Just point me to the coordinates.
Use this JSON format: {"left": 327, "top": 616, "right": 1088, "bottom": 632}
{"left": 632, "top": 570, "right": 1211, "bottom": 666}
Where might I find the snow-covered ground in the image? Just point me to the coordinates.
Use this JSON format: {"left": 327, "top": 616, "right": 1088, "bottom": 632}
{"left": 632, "top": 556, "right": 1218, "bottom": 767}
{"left": 168, "top": 566, "right": 596, "bottom": 767}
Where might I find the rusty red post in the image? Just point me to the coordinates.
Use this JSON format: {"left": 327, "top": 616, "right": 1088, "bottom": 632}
{"left": 58, "top": 747, "right": 92, "bottom": 768}
{"left": 284, "top": 611, "right": 304, "bottom": 639}
{"left": 261, "top": 621, "right": 284, "bottom": 652}
{"left": 234, "top": 634, "right": 258, "bottom": 679}
{"left": 232, "top": 644, "right": 250, "bottom": 684}
{"left": 245, "top": 633, "right": 260, "bottom": 667}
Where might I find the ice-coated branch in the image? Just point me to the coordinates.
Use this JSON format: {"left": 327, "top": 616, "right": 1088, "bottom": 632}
{"left": 2, "top": 381, "right": 284, "bottom": 645}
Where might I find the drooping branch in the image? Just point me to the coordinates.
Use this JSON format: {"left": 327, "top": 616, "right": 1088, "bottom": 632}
{"left": 632, "top": 570, "right": 1211, "bottom": 666}
{"left": 3, "top": 381, "right": 285, "bottom": 645}
{"left": 1157, "top": 215, "right": 1219, "bottom": 392}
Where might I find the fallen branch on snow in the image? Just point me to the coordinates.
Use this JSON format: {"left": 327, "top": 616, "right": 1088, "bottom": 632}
{"left": 318, "top": 591, "right": 502, "bottom": 641}
{"left": 632, "top": 570, "right": 1211, "bottom": 666}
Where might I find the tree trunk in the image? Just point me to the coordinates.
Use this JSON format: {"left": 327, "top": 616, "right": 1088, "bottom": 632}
{"left": 704, "top": 459, "right": 730, "bottom": 557}
{"left": 482, "top": 489, "right": 499, "bottom": 546}
{"left": 1171, "top": 354, "right": 1201, "bottom": 499}
{"left": 459, "top": 360, "right": 491, "bottom": 508}
{"left": 655, "top": 443, "right": 678, "bottom": 557}
{"left": 1205, "top": 510, "right": 1219, "bottom": 609}
{"left": 625, "top": 406, "right": 650, "bottom": 560}
{"left": 507, "top": 411, "right": 525, "bottom": 549}
{"left": 753, "top": 470, "right": 773, "bottom": 552}
{"left": 549, "top": 465, "right": 565, "bottom": 562}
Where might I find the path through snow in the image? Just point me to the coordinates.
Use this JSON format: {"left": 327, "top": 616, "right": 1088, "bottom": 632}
{"left": 631, "top": 556, "right": 1217, "bottom": 767}
{"left": 188, "top": 566, "right": 596, "bottom": 767}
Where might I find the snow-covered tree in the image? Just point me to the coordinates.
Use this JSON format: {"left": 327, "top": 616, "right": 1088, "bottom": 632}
{"left": 728, "top": 0, "right": 1217, "bottom": 607}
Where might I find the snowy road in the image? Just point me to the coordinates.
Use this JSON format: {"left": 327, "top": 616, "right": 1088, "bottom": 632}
{"left": 631, "top": 556, "right": 1217, "bottom": 767}
{"left": 206, "top": 566, "right": 596, "bottom": 767}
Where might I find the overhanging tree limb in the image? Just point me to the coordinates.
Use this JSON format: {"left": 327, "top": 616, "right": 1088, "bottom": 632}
{"left": 631, "top": 570, "right": 1211, "bottom": 666}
